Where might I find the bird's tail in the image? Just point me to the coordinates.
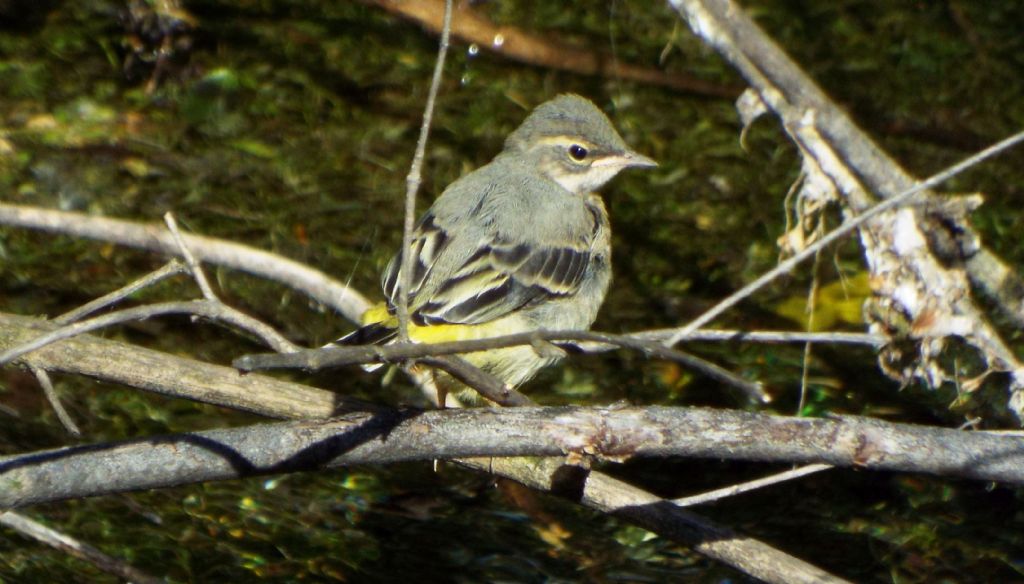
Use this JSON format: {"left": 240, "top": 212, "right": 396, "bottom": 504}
{"left": 332, "top": 321, "right": 398, "bottom": 346}
{"left": 328, "top": 304, "right": 398, "bottom": 372}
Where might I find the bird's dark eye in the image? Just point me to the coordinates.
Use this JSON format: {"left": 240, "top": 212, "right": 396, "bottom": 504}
{"left": 568, "top": 144, "right": 588, "bottom": 161}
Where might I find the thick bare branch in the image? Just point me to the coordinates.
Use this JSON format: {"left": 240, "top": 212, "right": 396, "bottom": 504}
{"left": 4, "top": 406, "right": 1023, "bottom": 509}
{"left": 0, "top": 312, "right": 365, "bottom": 419}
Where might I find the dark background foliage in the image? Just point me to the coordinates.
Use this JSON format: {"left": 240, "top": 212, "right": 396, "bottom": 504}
{"left": 1, "top": 1, "right": 1023, "bottom": 581}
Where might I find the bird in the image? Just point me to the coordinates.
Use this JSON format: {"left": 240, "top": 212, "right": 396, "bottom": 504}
{"left": 335, "top": 94, "right": 656, "bottom": 405}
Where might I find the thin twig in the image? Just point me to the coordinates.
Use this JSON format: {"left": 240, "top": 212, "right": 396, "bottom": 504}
{"left": 633, "top": 328, "right": 883, "bottom": 346}
{"left": 0, "top": 311, "right": 369, "bottom": 419}
{"left": 665, "top": 128, "right": 1024, "bottom": 347}
{"left": 164, "top": 212, "right": 217, "bottom": 301}
{"left": 0, "top": 300, "right": 298, "bottom": 366}
{"left": 28, "top": 363, "right": 80, "bottom": 437}
{"left": 0, "top": 202, "right": 887, "bottom": 348}
{"left": 673, "top": 464, "right": 833, "bottom": 507}
{"left": 798, "top": 238, "right": 825, "bottom": 416}
{"left": 397, "top": 0, "right": 453, "bottom": 341}
{"left": 54, "top": 260, "right": 187, "bottom": 325}
{"left": 235, "top": 327, "right": 888, "bottom": 402}
{"left": 0, "top": 511, "right": 163, "bottom": 584}
{"left": 235, "top": 328, "right": 767, "bottom": 401}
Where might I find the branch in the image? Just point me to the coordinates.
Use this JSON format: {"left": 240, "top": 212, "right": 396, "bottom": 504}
{"left": 236, "top": 328, "right": 768, "bottom": 402}
{"left": 472, "top": 456, "right": 845, "bottom": 583}
{"left": 54, "top": 259, "right": 187, "bottom": 324}
{"left": 669, "top": 0, "right": 1024, "bottom": 418}
{"left": 0, "top": 300, "right": 299, "bottom": 366}
{"left": 27, "top": 363, "right": 80, "bottom": 438}
{"left": 164, "top": 212, "right": 218, "bottom": 301}
{"left": 0, "top": 207, "right": 844, "bottom": 578}
{"left": 367, "top": 0, "right": 740, "bottom": 99}
{"left": 635, "top": 328, "right": 883, "bottom": 346}
{"left": 0, "top": 511, "right": 162, "bottom": 584}
{"left": 0, "top": 312, "right": 368, "bottom": 419}
{"left": 419, "top": 355, "right": 533, "bottom": 407}
{"left": 0, "top": 312, "right": 848, "bottom": 583}
{"left": 663, "top": 129, "right": 1024, "bottom": 345}
{"left": 673, "top": 463, "right": 832, "bottom": 507}
{"left": 0, "top": 203, "right": 371, "bottom": 323}
{"left": 4, "top": 406, "right": 1023, "bottom": 509}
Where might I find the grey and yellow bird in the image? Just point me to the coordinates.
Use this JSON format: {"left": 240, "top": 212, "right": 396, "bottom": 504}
{"left": 336, "top": 94, "right": 656, "bottom": 403}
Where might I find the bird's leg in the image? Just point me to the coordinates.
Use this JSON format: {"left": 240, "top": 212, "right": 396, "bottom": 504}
{"left": 433, "top": 369, "right": 451, "bottom": 408}
{"left": 530, "top": 338, "right": 567, "bottom": 360}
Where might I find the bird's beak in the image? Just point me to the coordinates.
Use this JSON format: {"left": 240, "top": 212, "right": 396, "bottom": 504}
{"left": 594, "top": 150, "right": 658, "bottom": 169}
{"left": 623, "top": 150, "right": 658, "bottom": 168}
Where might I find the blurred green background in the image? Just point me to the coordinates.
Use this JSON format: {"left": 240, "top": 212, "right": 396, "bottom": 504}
{"left": 2, "top": 1, "right": 1023, "bottom": 581}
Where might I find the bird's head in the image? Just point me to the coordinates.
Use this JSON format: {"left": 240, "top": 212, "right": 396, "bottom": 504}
{"left": 501, "top": 94, "right": 657, "bottom": 195}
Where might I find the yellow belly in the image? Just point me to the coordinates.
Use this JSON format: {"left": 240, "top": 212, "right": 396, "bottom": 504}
{"left": 360, "top": 303, "right": 554, "bottom": 389}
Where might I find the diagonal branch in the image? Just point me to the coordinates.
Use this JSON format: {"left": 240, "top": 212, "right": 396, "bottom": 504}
{"left": 367, "top": 0, "right": 740, "bottom": 98}
{"left": 0, "top": 511, "right": 162, "bottom": 584}
{"left": 54, "top": 259, "right": 187, "bottom": 324}
{"left": 27, "top": 364, "right": 80, "bottom": 438}
{"left": 0, "top": 203, "right": 371, "bottom": 323}
{"left": 663, "top": 127, "right": 1024, "bottom": 345}
{"left": 668, "top": 0, "right": 1024, "bottom": 418}
{"left": 673, "top": 463, "right": 833, "bottom": 507}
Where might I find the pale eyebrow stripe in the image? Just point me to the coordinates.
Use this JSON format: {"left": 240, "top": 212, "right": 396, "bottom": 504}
{"left": 533, "top": 136, "right": 597, "bottom": 149}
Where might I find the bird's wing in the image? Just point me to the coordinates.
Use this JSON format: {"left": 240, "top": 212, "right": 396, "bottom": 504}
{"left": 381, "top": 213, "right": 449, "bottom": 308}
{"left": 381, "top": 212, "right": 592, "bottom": 326}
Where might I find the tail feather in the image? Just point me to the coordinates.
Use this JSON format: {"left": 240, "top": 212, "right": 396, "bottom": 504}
{"left": 331, "top": 322, "right": 398, "bottom": 346}
{"left": 329, "top": 322, "right": 399, "bottom": 373}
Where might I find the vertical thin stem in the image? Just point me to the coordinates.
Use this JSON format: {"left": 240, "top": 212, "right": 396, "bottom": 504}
{"left": 397, "top": 0, "right": 453, "bottom": 341}
{"left": 797, "top": 242, "right": 823, "bottom": 416}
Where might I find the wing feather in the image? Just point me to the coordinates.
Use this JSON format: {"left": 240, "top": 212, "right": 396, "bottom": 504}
{"left": 381, "top": 199, "right": 596, "bottom": 327}
{"left": 381, "top": 213, "right": 450, "bottom": 311}
{"left": 411, "top": 239, "right": 591, "bottom": 325}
